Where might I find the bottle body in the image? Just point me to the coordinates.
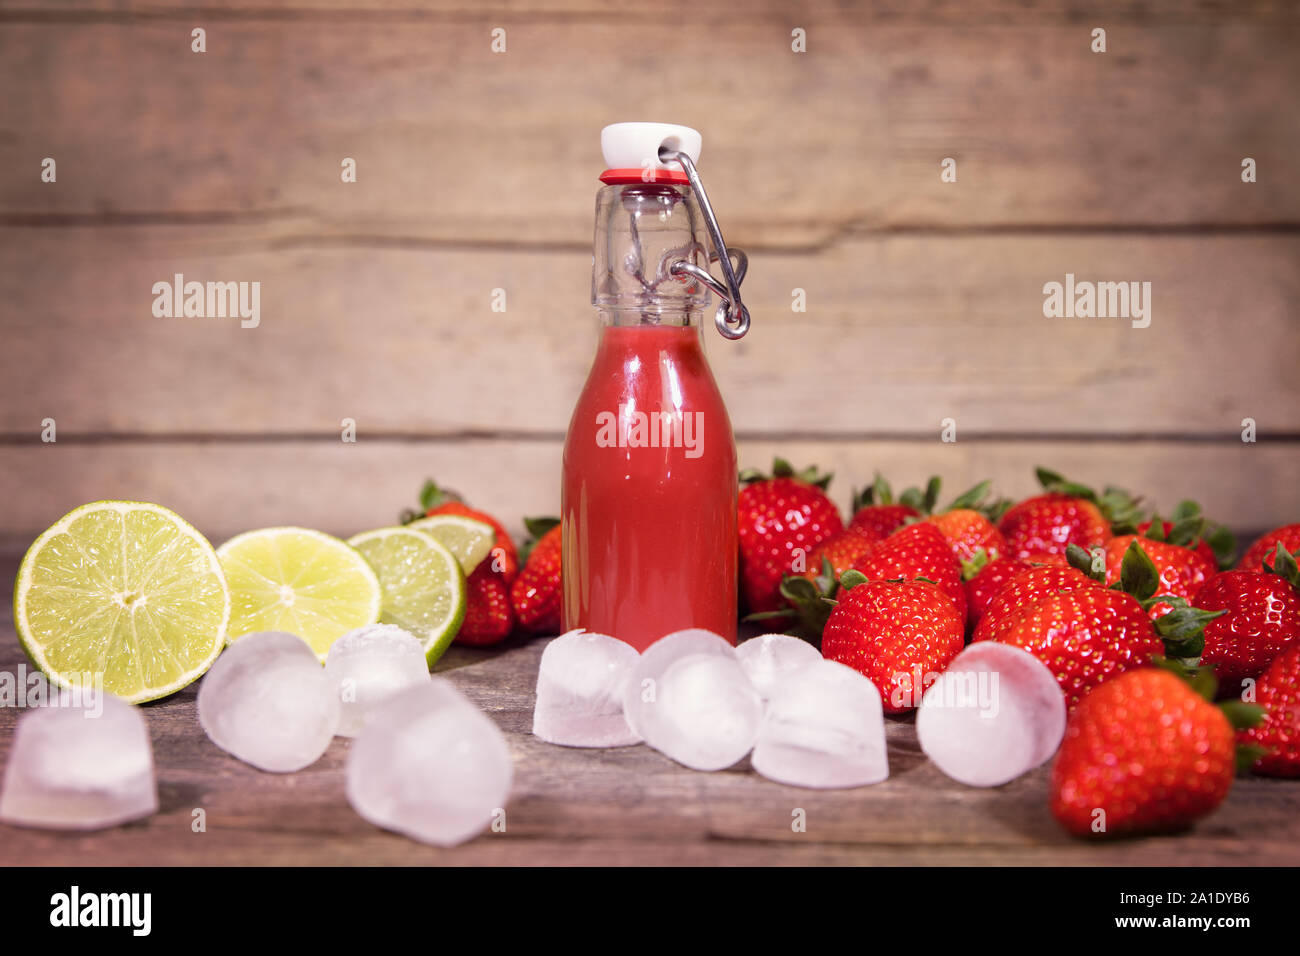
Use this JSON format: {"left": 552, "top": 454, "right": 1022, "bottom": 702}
{"left": 562, "top": 315, "right": 738, "bottom": 651}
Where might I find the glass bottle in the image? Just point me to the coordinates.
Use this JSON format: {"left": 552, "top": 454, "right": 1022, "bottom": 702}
{"left": 561, "top": 123, "right": 742, "bottom": 651}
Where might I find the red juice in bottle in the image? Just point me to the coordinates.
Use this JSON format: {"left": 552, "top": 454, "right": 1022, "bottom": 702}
{"left": 561, "top": 123, "right": 745, "bottom": 651}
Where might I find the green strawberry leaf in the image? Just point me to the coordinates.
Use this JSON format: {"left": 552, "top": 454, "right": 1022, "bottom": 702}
{"left": 1262, "top": 543, "right": 1300, "bottom": 589}
{"left": 1097, "top": 487, "right": 1144, "bottom": 531}
{"left": 871, "top": 472, "right": 893, "bottom": 506}
{"left": 984, "top": 496, "right": 1015, "bottom": 525}
{"left": 839, "top": 569, "right": 869, "bottom": 591}
{"left": 1066, "top": 543, "right": 1107, "bottom": 583}
{"left": 1206, "top": 526, "right": 1237, "bottom": 569}
{"left": 923, "top": 476, "right": 942, "bottom": 513}
{"left": 1236, "top": 743, "right": 1270, "bottom": 775}
{"left": 1118, "top": 540, "right": 1161, "bottom": 602}
{"left": 1152, "top": 598, "right": 1224, "bottom": 658}
{"left": 772, "top": 573, "right": 838, "bottom": 641}
{"left": 1169, "top": 499, "right": 1201, "bottom": 522}
{"left": 1143, "top": 519, "right": 1168, "bottom": 542}
{"left": 523, "top": 515, "right": 560, "bottom": 539}
{"left": 771, "top": 457, "right": 795, "bottom": 478}
{"left": 1166, "top": 515, "right": 1205, "bottom": 548}
{"left": 1035, "top": 466, "right": 1066, "bottom": 489}
{"left": 960, "top": 548, "right": 990, "bottom": 581}
{"left": 946, "top": 479, "right": 992, "bottom": 511}
{"left": 1150, "top": 654, "right": 1216, "bottom": 695}
{"left": 401, "top": 478, "right": 463, "bottom": 524}
{"left": 1219, "top": 700, "right": 1266, "bottom": 732}
{"left": 813, "top": 554, "right": 837, "bottom": 596}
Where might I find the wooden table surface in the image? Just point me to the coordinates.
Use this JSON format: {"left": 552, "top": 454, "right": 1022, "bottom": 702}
{"left": 1, "top": 555, "right": 1297, "bottom": 867}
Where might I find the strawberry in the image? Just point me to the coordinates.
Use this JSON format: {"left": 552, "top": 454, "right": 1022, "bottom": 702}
{"left": 1049, "top": 667, "right": 1247, "bottom": 837}
{"left": 845, "top": 473, "right": 935, "bottom": 538}
{"left": 1103, "top": 535, "right": 1215, "bottom": 619}
{"left": 980, "top": 587, "right": 1163, "bottom": 709}
{"left": 928, "top": 509, "right": 1006, "bottom": 564}
{"left": 971, "top": 564, "right": 1102, "bottom": 644}
{"left": 997, "top": 468, "right": 1141, "bottom": 560}
{"left": 511, "top": 518, "right": 562, "bottom": 635}
{"left": 456, "top": 567, "right": 515, "bottom": 646}
{"left": 1135, "top": 521, "right": 1216, "bottom": 569}
{"left": 1239, "top": 643, "right": 1300, "bottom": 777}
{"left": 738, "top": 459, "right": 843, "bottom": 614}
{"left": 799, "top": 527, "right": 881, "bottom": 584}
{"left": 963, "top": 555, "right": 1030, "bottom": 628}
{"left": 1197, "top": 563, "right": 1300, "bottom": 690}
{"left": 407, "top": 480, "right": 518, "bottom": 645}
{"left": 1239, "top": 523, "right": 1300, "bottom": 572}
{"left": 821, "top": 574, "right": 964, "bottom": 713}
{"left": 851, "top": 521, "right": 967, "bottom": 624}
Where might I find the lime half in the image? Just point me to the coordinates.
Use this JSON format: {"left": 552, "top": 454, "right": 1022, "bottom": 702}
{"left": 405, "top": 514, "right": 495, "bottom": 574}
{"left": 216, "top": 527, "right": 381, "bottom": 660}
{"left": 346, "top": 527, "right": 467, "bottom": 665}
{"left": 14, "top": 500, "right": 230, "bottom": 703}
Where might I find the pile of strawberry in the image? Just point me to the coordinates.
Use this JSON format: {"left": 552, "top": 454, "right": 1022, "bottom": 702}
{"left": 739, "top": 461, "right": 1300, "bottom": 837}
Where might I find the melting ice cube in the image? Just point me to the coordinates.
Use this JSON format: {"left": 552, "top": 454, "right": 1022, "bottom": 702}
{"left": 533, "top": 629, "right": 641, "bottom": 747}
{"left": 736, "top": 633, "right": 822, "bottom": 699}
{"left": 752, "top": 658, "right": 889, "bottom": 789}
{"left": 325, "top": 623, "right": 430, "bottom": 737}
{"left": 197, "top": 630, "right": 339, "bottom": 772}
{"left": 640, "top": 652, "right": 763, "bottom": 771}
{"left": 0, "top": 690, "right": 157, "bottom": 830}
{"left": 346, "top": 678, "right": 512, "bottom": 847}
{"left": 621, "top": 627, "right": 735, "bottom": 739}
{"left": 916, "top": 642, "right": 1066, "bottom": 787}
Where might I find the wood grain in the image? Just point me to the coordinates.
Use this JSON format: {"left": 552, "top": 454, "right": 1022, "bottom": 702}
{"left": 2, "top": 437, "right": 1296, "bottom": 552}
{"left": 1, "top": 11, "right": 1296, "bottom": 246}
{"left": 2, "top": 227, "right": 1297, "bottom": 437}
{"left": 0, "top": 572, "right": 1295, "bottom": 867}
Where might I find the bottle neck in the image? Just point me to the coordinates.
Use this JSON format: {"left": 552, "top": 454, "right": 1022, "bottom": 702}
{"left": 598, "top": 308, "right": 704, "bottom": 328}
{"left": 591, "top": 183, "right": 711, "bottom": 315}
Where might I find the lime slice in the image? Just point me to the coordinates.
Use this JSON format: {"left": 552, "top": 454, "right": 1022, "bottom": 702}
{"left": 405, "top": 514, "right": 495, "bottom": 574}
{"left": 13, "top": 500, "right": 230, "bottom": 703}
{"left": 216, "top": 527, "right": 381, "bottom": 660}
{"left": 346, "top": 527, "right": 467, "bottom": 665}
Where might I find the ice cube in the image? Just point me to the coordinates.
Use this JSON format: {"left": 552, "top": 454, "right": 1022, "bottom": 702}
{"left": 752, "top": 659, "right": 889, "bottom": 789}
{"left": 346, "top": 678, "right": 513, "bottom": 847}
{"left": 325, "top": 624, "right": 430, "bottom": 737}
{"left": 621, "top": 627, "right": 735, "bottom": 739}
{"left": 736, "top": 633, "right": 822, "bottom": 699}
{"left": 916, "top": 642, "right": 1066, "bottom": 787}
{"left": 533, "top": 629, "right": 641, "bottom": 747}
{"left": 641, "top": 653, "right": 763, "bottom": 771}
{"left": 0, "top": 690, "right": 157, "bottom": 830}
{"left": 197, "top": 630, "right": 339, "bottom": 772}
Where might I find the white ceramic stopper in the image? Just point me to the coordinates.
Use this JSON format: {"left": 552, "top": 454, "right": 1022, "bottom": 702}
{"left": 601, "top": 122, "right": 702, "bottom": 171}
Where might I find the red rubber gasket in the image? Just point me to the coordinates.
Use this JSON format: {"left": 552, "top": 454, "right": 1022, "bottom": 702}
{"left": 599, "top": 168, "right": 690, "bottom": 186}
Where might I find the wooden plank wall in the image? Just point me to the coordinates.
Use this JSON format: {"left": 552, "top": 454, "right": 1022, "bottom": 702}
{"left": 1, "top": 1, "right": 1298, "bottom": 549}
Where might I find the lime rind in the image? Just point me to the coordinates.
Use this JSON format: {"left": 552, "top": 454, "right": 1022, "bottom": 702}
{"left": 13, "top": 500, "right": 231, "bottom": 704}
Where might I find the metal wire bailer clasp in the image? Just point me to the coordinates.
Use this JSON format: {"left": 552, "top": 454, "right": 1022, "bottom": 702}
{"left": 660, "top": 148, "right": 751, "bottom": 340}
